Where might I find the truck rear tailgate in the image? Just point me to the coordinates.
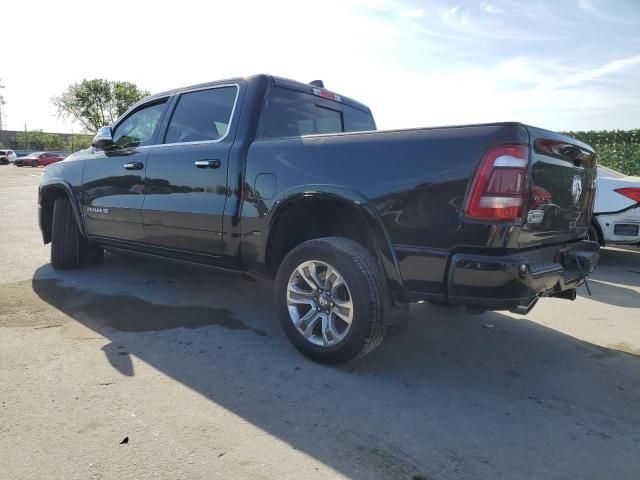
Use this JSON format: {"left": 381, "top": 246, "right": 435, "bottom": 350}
{"left": 518, "top": 126, "right": 597, "bottom": 248}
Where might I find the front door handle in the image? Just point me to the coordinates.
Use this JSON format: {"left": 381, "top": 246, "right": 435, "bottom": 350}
{"left": 195, "top": 159, "right": 221, "bottom": 169}
{"left": 123, "top": 162, "right": 144, "bottom": 170}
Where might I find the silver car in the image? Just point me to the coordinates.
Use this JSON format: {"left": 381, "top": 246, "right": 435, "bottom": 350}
{"left": 0, "top": 149, "right": 18, "bottom": 165}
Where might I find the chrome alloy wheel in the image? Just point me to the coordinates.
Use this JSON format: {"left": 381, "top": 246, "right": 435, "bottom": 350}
{"left": 287, "top": 260, "right": 354, "bottom": 347}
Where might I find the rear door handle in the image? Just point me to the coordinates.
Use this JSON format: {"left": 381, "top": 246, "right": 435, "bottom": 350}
{"left": 123, "top": 162, "right": 144, "bottom": 170}
{"left": 195, "top": 159, "right": 221, "bottom": 169}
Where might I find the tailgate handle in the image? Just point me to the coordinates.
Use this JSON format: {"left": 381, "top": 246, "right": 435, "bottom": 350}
{"left": 195, "top": 159, "right": 221, "bottom": 169}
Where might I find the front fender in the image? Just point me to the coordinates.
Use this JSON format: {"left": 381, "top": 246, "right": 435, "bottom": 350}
{"left": 39, "top": 179, "right": 86, "bottom": 241}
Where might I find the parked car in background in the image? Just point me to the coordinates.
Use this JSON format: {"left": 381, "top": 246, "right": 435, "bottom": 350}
{"left": 14, "top": 152, "right": 65, "bottom": 167}
{"left": 0, "top": 149, "right": 18, "bottom": 165}
{"left": 590, "top": 166, "right": 640, "bottom": 246}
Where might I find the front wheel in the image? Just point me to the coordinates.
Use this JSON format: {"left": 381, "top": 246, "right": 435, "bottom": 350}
{"left": 275, "top": 237, "right": 385, "bottom": 364}
{"left": 31, "top": 159, "right": 39, "bottom": 167}
{"left": 51, "top": 196, "right": 104, "bottom": 269}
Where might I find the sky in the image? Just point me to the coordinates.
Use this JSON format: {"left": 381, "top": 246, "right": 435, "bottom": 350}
{"left": 1, "top": 0, "right": 639, "bottom": 133}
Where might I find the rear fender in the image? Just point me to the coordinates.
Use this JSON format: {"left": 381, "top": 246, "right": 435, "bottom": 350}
{"left": 263, "top": 185, "right": 405, "bottom": 294}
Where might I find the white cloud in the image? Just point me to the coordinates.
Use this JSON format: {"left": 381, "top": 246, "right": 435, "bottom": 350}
{"left": 482, "top": 3, "right": 503, "bottom": 14}
{"left": 362, "top": 54, "right": 640, "bottom": 131}
{"left": 437, "top": 4, "right": 559, "bottom": 41}
{"left": 547, "top": 54, "right": 640, "bottom": 90}
{"left": 396, "top": 8, "right": 425, "bottom": 18}
{"left": 439, "top": 6, "right": 466, "bottom": 25}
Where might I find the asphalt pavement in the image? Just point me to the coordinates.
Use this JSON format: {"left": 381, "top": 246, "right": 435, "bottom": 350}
{"left": 1, "top": 165, "right": 639, "bottom": 479}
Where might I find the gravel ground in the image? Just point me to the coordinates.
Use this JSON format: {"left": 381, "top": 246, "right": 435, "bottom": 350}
{"left": 1, "top": 164, "right": 639, "bottom": 480}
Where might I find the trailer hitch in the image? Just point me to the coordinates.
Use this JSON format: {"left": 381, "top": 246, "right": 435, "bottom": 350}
{"left": 562, "top": 250, "right": 595, "bottom": 296}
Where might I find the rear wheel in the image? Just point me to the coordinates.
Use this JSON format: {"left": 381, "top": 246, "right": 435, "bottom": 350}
{"left": 275, "top": 237, "right": 385, "bottom": 364}
{"left": 51, "top": 196, "right": 103, "bottom": 269}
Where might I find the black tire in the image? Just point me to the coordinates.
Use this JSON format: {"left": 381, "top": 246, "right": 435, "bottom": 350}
{"left": 275, "top": 237, "right": 385, "bottom": 364}
{"left": 31, "top": 160, "right": 39, "bottom": 167}
{"left": 588, "top": 222, "right": 602, "bottom": 245}
{"left": 51, "top": 196, "right": 104, "bottom": 269}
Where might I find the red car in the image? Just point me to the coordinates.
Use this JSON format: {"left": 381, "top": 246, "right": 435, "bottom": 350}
{"left": 15, "top": 152, "right": 65, "bottom": 167}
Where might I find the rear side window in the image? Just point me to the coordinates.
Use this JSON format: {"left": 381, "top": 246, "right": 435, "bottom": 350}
{"left": 164, "top": 86, "right": 238, "bottom": 144}
{"left": 344, "top": 105, "right": 376, "bottom": 132}
{"left": 263, "top": 87, "right": 375, "bottom": 139}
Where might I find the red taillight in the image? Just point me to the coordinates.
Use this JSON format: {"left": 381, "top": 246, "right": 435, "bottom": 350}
{"left": 614, "top": 187, "right": 640, "bottom": 203}
{"left": 464, "top": 145, "right": 529, "bottom": 221}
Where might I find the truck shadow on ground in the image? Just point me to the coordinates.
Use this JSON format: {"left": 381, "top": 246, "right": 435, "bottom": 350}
{"left": 31, "top": 249, "right": 640, "bottom": 480}
{"left": 578, "top": 247, "right": 640, "bottom": 307}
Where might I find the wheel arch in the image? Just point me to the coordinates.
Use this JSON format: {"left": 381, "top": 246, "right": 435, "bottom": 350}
{"left": 39, "top": 180, "right": 86, "bottom": 244}
{"left": 261, "top": 186, "right": 404, "bottom": 295}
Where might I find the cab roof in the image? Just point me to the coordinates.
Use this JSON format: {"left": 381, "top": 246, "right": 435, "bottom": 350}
{"left": 139, "top": 74, "right": 372, "bottom": 113}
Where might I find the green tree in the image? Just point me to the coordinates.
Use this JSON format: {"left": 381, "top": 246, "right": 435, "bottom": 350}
{"left": 16, "top": 130, "right": 48, "bottom": 150}
{"left": 15, "top": 130, "right": 75, "bottom": 151}
{"left": 67, "top": 134, "right": 93, "bottom": 152}
{"left": 46, "top": 133, "right": 67, "bottom": 151}
{"left": 562, "top": 129, "right": 640, "bottom": 176}
{"left": 52, "top": 79, "right": 149, "bottom": 133}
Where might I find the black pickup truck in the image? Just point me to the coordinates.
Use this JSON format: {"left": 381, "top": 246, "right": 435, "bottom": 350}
{"left": 39, "top": 74, "right": 599, "bottom": 363}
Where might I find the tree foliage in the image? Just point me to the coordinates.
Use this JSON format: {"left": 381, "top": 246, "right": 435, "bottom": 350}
{"left": 562, "top": 129, "right": 640, "bottom": 176}
{"left": 15, "top": 130, "right": 93, "bottom": 152}
{"left": 52, "top": 79, "right": 149, "bottom": 133}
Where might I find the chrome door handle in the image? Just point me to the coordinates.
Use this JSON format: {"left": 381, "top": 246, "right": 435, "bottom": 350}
{"left": 195, "top": 159, "right": 221, "bottom": 169}
{"left": 123, "top": 162, "right": 144, "bottom": 170}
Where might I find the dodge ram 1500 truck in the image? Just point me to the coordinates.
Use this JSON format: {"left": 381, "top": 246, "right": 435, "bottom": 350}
{"left": 39, "top": 74, "right": 600, "bottom": 363}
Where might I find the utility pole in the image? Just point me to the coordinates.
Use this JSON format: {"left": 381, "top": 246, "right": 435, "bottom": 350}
{"left": 0, "top": 79, "right": 6, "bottom": 148}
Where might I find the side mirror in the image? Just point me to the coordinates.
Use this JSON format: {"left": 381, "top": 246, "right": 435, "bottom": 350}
{"left": 92, "top": 126, "right": 115, "bottom": 150}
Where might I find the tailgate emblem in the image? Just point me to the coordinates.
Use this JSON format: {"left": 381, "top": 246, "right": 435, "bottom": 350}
{"left": 527, "top": 210, "right": 544, "bottom": 224}
{"left": 571, "top": 175, "right": 583, "bottom": 205}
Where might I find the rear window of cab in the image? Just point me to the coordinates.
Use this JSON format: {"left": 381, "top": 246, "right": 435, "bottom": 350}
{"left": 262, "top": 87, "right": 376, "bottom": 139}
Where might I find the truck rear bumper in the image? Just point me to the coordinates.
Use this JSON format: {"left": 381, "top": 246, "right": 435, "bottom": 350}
{"left": 405, "top": 240, "right": 600, "bottom": 314}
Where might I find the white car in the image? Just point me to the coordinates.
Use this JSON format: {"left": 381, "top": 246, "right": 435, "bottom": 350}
{"left": 0, "top": 149, "right": 17, "bottom": 165}
{"left": 590, "top": 166, "right": 640, "bottom": 246}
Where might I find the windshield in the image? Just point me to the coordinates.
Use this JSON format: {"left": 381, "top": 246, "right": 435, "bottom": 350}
{"left": 598, "top": 166, "right": 626, "bottom": 179}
